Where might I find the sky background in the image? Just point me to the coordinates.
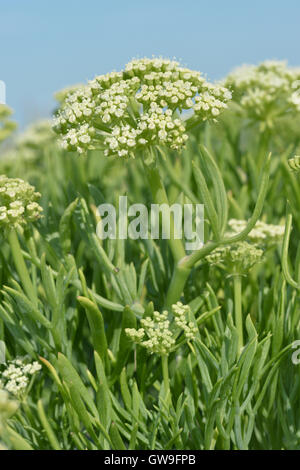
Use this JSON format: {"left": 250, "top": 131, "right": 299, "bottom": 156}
{"left": 2, "top": 0, "right": 300, "bottom": 128}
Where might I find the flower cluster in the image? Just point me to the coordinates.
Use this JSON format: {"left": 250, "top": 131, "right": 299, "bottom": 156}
{"left": 103, "top": 104, "right": 189, "bottom": 156}
{"left": 126, "top": 310, "right": 175, "bottom": 355}
{"left": 53, "top": 57, "right": 232, "bottom": 156}
{"left": 17, "top": 120, "right": 56, "bottom": 150}
{"left": 0, "top": 359, "right": 41, "bottom": 397}
{"left": 0, "top": 176, "right": 43, "bottom": 229}
{"left": 11, "top": 121, "right": 58, "bottom": 164}
{"left": 54, "top": 83, "right": 85, "bottom": 105}
{"left": 172, "top": 302, "right": 198, "bottom": 340}
{"left": 0, "top": 120, "right": 58, "bottom": 169}
{"left": 288, "top": 155, "right": 300, "bottom": 172}
{"left": 225, "top": 60, "right": 300, "bottom": 122}
{"left": 126, "top": 302, "right": 197, "bottom": 355}
{"left": 206, "top": 241, "right": 263, "bottom": 274}
{"left": 228, "top": 219, "right": 285, "bottom": 245}
{"left": 0, "top": 104, "right": 17, "bottom": 144}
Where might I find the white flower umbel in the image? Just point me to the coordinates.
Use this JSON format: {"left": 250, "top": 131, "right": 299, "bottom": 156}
{"left": 1, "top": 120, "right": 58, "bottom": 166}
{"left": 206, "top": 241, "right": 263, "bottom": 275}
{"left": 228, "top": 219, "right": 285, "bottom": 245}
{"left": 54, "top": 83, "right": 85, "bottom": 105}
{"left": 0, "top": 176, "right": 43, "bottom": 306}
{"left": 16, "top": 120, "right": 56, "bottom": 151}
{"left": 54, "top": 57, "right": 232, "bottom": 156}
{"left": 0, "top": 176, "right": 43, "bottom": 230}
{"left": 225, "top": 60, "right": 300, "bottom": 123}
{"left": 206, "top": 239, "right": 263, "bottom": 352}
{"left": 126, "top": 302, "right": 197, "bottom": 356}
{"left": 126, "top": 301, "right": 198, "bottom": 407}
{"left": 0, "top": 359, "right": 41, "bottom": 397}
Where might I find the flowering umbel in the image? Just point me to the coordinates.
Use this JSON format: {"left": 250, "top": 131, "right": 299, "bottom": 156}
{"left": 225, "top": 60, "right": 300, "bottom": 124}
{"left": 206, "top": 242, "right": 263, "bottom": 274}
{"left": 206, "top": 219, "right": 283, "bottom": 274}
{"left": 0, "top": 359, "right": 41, "bottom": 397}
{"left": 0, "top": 176, "right": 43, "bottom": 229}
{"left": 228, "top": 219, "right": 285, "bottom": 245}
{"left": 15, "top": 120, "right": 56, "bottom": 152}
{"left": 126, "top": 302, "right": 197, "bottom": 355}
{"left": 53, "top": 57, "right": 232, "bottom": 156}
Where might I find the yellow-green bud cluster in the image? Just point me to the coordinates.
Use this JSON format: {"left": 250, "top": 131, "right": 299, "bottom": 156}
{"left": 228, "top": 219, "right": 285, "bottom": 245}
{"left": 172, "top": 302, "right": 198, "bottom": 340}
{"left": 126, "top": 302, "right": 197, "bottom": 355}
{"left": 126, "top": 310, "right": 175, "bottom": 355}
{"left": 206, "top": 241, "right": 263, "bottom": 274}
{"left": 0, "top": 104, "right": 17, "bottom": 144}
{"left": 53, "top": 57, "right": 231, "bottom": 156}
{"left": 288, "top": 155, "right": 300, "bottom": 172}
{"left": 0, "top": 175, "right": 43, "bottom": 229}
{"left": 0, "top": 359, "right": 41, "bottom": 397}
{"left": 225, "top": 60, "right": 300, "bottom": 122}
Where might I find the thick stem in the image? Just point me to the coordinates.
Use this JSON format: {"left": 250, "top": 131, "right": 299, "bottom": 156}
{"left": 233, "top": 275, "right": 243, "bottom": 352}
{"left": 165, "top": 263, "right": 191, "bottom": 308}
{"left": 258, "top": 128, "right": 271, "bottom": 171}
{"left": 144, "top": 164, "right": 186, "bottom": 264}
{"left": 164, "top": 148, "right": 270, "bottom": 308}
{"left": 8, "top": 230, "right": 37, "bottom": 306}
{"left": 165, "top": 241, "right": 218, "bottom": 307}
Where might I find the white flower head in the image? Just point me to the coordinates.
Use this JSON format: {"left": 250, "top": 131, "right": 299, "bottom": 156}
{"left": 53, "top": 57, "right": 232, "bottom": 157}
{"left": 225, "top": 60, "right": 300, "bottom": 121}
{"left": 0, "top": 176, "right": 43, "bottom": 230}
{"left": 126, "top": 302, "right": 197, "bottom": 355}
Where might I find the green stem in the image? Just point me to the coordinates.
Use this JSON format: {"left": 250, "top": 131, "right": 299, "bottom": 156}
{"left": 233, "top": 275, "right": 243, "bottom": 352}
{"left": 8, "top": 230, "right": 37, "bottom": 306}
{"left": 161, "top": 355, "right": 171, "bottom": 406}
{"left": 165, "top": 263, "right": 191, "bottom": 308}
{"left": 257, "top": 128, "right": 271, "bottom": 171}
{"left": 144, "top": 163, "right": 186, "bottom": 263}
{"left": 282, "top": 211, "right": 299, "bottom": 289}
{"left": 165, "top": 153, "right": 271, "bottom": 306}
{"left": 165, "top": 241, "right": 218, "bottom": 307}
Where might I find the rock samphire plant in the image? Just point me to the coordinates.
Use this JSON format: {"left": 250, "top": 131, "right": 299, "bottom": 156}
{"left": 1, "top": 56, "right": 298, "bottom": 450}
{"left": 53, "top": 57, "right": 271, "bottom": 313}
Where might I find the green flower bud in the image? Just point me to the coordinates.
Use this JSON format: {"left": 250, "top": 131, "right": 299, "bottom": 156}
{"left": 126, "top": 302, "right": 198, "bottom": 355}
{"left": 206, "top": 241, "right": 263, "bottom": 274}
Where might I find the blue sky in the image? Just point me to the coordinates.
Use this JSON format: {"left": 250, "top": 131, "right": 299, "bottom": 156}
{"left": 2, "top": 0, "right": 300, "bottom": 127}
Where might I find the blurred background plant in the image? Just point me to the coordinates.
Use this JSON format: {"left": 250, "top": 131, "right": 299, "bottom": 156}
{"left": 0, "top": 105, "right": 17, "bottom": 146}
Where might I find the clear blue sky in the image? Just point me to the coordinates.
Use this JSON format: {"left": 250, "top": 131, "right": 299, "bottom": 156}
{"left": 2, "top": 0, "right": 300, "bottom": 127}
